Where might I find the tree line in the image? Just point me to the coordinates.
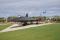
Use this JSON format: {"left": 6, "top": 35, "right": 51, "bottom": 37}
{"left": 0, "top": 16, "right": 60, "bottom": 23}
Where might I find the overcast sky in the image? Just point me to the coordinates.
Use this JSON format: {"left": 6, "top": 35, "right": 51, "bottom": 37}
{"left": 0, "top": 0, "right": 60, "bottom": 17}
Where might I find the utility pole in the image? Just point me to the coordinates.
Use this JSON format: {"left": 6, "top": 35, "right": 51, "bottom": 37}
{"left": 43, "top": 10, "right": 46, "bottom": 14}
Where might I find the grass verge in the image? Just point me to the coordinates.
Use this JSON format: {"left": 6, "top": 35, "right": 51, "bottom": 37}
{"left": 0, "top": 23, "right": 12, "bottom": 31}
{"left": 0, "top": 23, "right": 60, "bottom": 40}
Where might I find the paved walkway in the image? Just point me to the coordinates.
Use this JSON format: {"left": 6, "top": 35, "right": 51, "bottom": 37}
{"left": 0, "top": 23, "right": 52, "bottom": 33}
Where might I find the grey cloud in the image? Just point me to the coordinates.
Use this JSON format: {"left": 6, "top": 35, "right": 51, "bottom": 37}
{"left": 0, "top": 0, "right": 60, "bottom": 17}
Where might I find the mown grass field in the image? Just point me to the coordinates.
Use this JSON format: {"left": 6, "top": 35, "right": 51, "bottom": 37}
{"left": 0, "top": 23, "right": 12, "bottom": 31}
{"left": 0, "top": 23, "right": 60, "bottom": 40}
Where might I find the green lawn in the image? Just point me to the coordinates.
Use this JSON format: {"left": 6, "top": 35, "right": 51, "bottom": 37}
{"left": 0, "top": 23, "right": 60, "bottom": 40}
{"left": 0, "top": 23, "right": 12, "bottom": 31}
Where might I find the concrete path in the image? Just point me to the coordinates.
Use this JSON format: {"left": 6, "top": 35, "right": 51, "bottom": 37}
{"left": 0, "top": 23, "right": 52, "bottom": 33}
